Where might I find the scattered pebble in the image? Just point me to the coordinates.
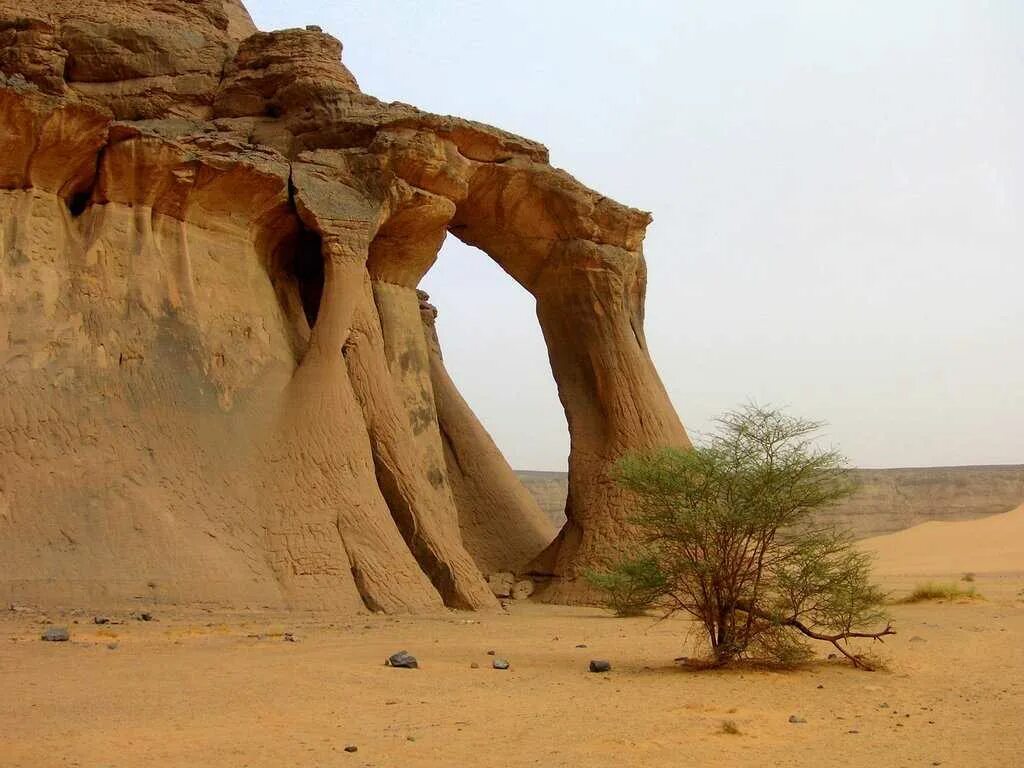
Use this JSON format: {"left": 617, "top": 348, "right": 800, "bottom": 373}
{"left": 93, "top": 616, "right": 110, "bottom": 625}
{"left": 283, "top": 633, "right": 297, "bottom": 643}
{"left": 387, "top": 651, "right": 418, "bottom": 669}
{"left": 41, "top": 627, "right": 70, "bottom": 642}
{"left": 575, "top": 644, "right": 587, "bottom": 649}
{"left": 589, "top": 660, "right": 611, "bottom": 673}
{"left": 492, "top": 658, "right": 510, "bottom": 670}
{"left": 106, "top": 642, "right": 118, "bottom": 650}
{"left": 343, "top": 745, "right": 357, "bottom": 753}
{"left": 511, "top": 579, "right": 535, "bottom": 600}
{"left": 486, "top": 650, "right": 496, "bottom": 656}
{"left": 138, "top": 612, "right": 154, "bottom": 622}
{"left": 788, "top": 715, "right": 807, "bottom": 724}
{"left": 470, "top": 662, "right": 479, "bottom": 669}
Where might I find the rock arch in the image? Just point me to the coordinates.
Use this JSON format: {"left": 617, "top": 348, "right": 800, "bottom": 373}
{"left": 0, "top": 0, "right": 690, "bottom": 610}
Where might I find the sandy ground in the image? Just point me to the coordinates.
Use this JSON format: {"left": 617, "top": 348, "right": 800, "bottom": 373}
{"left": 4, "top": 507, "right": 1024, "bottom": 768}
{"left": 1, "top": 576, "right": 1021, "bottom": 768}
{"left": 863, "top": 504, "right": 1024, "bottom": 577}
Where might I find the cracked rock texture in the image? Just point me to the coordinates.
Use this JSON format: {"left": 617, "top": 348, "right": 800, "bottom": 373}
{"left": 0, "top": 0, "right": 690, "bottom": 611}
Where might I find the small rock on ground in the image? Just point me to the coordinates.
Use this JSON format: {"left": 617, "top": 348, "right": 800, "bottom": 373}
{"left": 344, "top": 745, "right": 357, "bottom": 753}
{"left": 387, "top": 651, "right": 418, "bottom": 669}
{"left": 41, "top": 627, "right": 70, "bottom": 642}
{"left": 589, "top": 660, "right": 611, "bottom": 673}
{"left": 486, "top": 572, "right": 514, "bottom": 598}
{"left": 511, "top": 579, "right": 534, "bottom": 600}
{"left": 492, "top": 658, "right": 510, "bottom": 670}
{"left": 789, "top": 715, "right": 807, "bottom": 724}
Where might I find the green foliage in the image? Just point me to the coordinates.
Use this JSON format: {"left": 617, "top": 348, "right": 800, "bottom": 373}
{"left": 585, "top": 556, "right": 666, "bottom": 616}
{"left": 589, "top": 405, "right": 891, "bottom": 668}
{"left": 898, "top": 582, "right": 980, "bottom": 603}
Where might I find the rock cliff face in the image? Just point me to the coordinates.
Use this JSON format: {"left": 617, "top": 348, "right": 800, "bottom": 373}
{"left": 0, "top": 1, "right": 689, "bottom": 610}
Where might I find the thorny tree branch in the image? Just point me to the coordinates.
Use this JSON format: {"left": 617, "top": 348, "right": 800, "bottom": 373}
{"left": 736, "top": 600, "right": 895, "bottom": 670}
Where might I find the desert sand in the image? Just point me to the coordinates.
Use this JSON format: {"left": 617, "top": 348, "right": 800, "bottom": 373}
{"left": 863, "top": 504, "right": 1024, "bottom": 577}
{"left": 3, "top": 508, "right": 1023, "bottom": 768}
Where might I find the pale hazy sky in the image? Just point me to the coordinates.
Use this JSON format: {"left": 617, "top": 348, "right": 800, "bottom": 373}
{"left": 248, "top": 1, "right": 1023, "bottom": 471}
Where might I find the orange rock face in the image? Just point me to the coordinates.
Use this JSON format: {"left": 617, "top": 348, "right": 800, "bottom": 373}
{"left": 0, "top": 0, "right": 690, "bottom": 611}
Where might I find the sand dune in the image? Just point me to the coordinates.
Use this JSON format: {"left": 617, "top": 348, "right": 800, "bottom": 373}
{"left": 862, "top": 503, "right": 1024, "bottom": 576}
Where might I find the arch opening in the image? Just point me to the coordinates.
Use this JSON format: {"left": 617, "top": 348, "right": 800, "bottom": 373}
{"left": 420, "top": 235, "right": 568, "bottom": 532}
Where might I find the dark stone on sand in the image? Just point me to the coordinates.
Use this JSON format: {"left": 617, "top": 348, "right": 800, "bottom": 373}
{"left": 41, "top": 627, "right": 70, "bottom": 642}
{"left": 589, "top": 660, "right": 611, "bottom": 673}
{"left": 387, "top": 651, "right": 418, "bottom": 669}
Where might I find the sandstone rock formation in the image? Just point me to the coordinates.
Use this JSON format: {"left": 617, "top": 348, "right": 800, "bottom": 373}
{"left": 0, "top": 0, "right": 689, "bottom": 611}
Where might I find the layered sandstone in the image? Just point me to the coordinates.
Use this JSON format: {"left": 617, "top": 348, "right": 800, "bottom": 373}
{"left": 0, "top": 0, "right": 689, "bottom": 610}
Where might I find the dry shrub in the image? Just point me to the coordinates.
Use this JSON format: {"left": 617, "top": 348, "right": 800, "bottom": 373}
{"left": 898, "top": 583, "right": 981, "bottom": 604}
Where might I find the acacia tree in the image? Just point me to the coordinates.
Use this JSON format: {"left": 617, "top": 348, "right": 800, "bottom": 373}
{"left": 590, "top": 405, "right": 894, "bottom": 669}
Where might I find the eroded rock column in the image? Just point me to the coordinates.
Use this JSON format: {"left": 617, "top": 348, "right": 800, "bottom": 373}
{"left": 450, "top": 159, "right": 691, "bottom": 601}
{"left": 421, "top": 296, "right": 556, "bottom": 574}
{"left": 528, "top": 243, "right": 689, "bottom": 598}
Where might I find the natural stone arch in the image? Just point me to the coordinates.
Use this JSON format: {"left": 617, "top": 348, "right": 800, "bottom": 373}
{"left": 0, "top": 0, "right": 691, "bottom": 610}
{"left": 417, "top": 240, "right": 563, "bottom": 576}
{"left": 445, "top": 161, "right": 692, "bottom": 597}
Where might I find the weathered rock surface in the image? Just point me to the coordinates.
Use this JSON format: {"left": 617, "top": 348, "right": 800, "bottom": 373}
{"left": 485, "top": 572, "right": 515, "bottom": 600}
{"left": 0, "top": 0, "right": 689, "bottom": 611}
